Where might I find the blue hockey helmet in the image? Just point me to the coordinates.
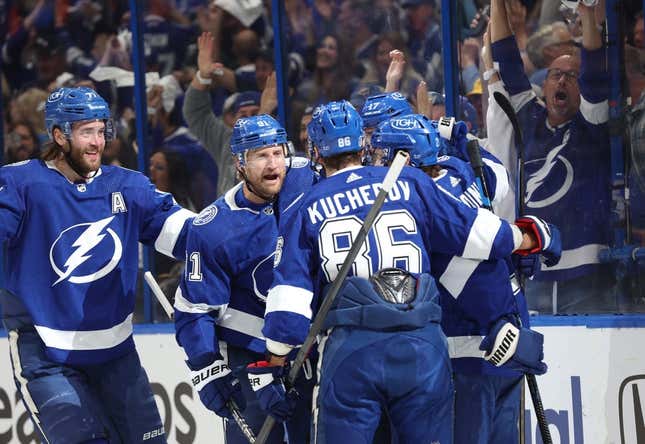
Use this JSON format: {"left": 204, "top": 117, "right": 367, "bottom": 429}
{"left": 45, "top": 87, "right": 113, "bottom": 141}
{"left": 307, "top": 100, "right": 364, "bottom": 158}
{"left": 230, "top": 114, "right": 288, "bottom": 165}
{"left": 371, "top": 114, "right": 442, "bottom": 167}
{"left": 360, "top": 92, "right": 413, "bottom": 129}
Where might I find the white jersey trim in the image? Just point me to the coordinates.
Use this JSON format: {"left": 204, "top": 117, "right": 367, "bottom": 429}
{"left": 265, "top": 338, "right": 294, "bottom": 356}
{"left": 462, "top": 209, "right": 501, "bottom": 260}
{"left": 579, "top": 96, "right": 609, "bottom": 125}
{"left": 154, "top": 208, "right": 195, "bottom": 257}
{"left": 447, "top": 335, "right": 486, "bottom": 359}
{"left": 483, "top": 157, "right": 510, "bottom": 204}
{"left": 265, "top": 285, "right": 313, "bottom": 320}
{"left": 541, "top": 243, "right": 607, "bottom": 271}
{"left": 439, "top": 256, "right": 480, "bottom": 299}
{"left": 174, "top": 286, "right": 227, "bottom": 315}
{"left": 224, "top": 182, "right": 259, "bottom": 214}
{"left": 218, "top": 307, "right": 265, "bottom": 340}
{"left": 34, "top": 313, "right": 133, "bottom": 351}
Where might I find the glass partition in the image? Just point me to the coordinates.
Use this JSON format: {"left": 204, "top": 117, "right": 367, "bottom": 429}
{"left": 1, "top": 0, "right": 644, "bottom": 320}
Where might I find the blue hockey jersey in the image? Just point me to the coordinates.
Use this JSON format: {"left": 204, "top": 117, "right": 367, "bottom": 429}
{"left": 431, "top": 155, "right": 529, "bottom": 376}
{"left": 174, "top": 157, "right": 317, "bottom": 365}
{"left": 492, "top": 36, "right": 611, "bottom": 281}
{"left": 263, "top": 165, "right": 524, "bottom": 355}
{"left": 0, "top": 160, "right": 194, "bottom": 365}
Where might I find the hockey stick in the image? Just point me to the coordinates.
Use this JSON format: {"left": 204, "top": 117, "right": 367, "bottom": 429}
{"left": 143, "top": 272, "right": 257, "bottom": 443}
{"left": 491, "top": 91, "right": 553, "bottom": 444}
{"left": 144, "top": 271, "right": 175, "bottom": 319}
{"left": 254, "top": 150, "right": 410, "bottom": 444}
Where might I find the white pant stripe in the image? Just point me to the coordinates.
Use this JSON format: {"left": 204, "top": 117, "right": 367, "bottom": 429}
{"left": 312, "top": 330, "right": 332, "bottom": 444}
{"left": 8, "top": 331, "right": 51, "bottom": 444}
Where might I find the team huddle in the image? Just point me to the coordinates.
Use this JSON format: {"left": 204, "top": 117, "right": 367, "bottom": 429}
{"left": 0, "top": 86, "right": 561, "bottom": 444}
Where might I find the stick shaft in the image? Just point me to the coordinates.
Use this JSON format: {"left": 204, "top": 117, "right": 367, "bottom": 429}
{"left": 144, "top": 271, "right": 174, "bottom": 319}
{"left": 144, "top": 272, "right": 256, "bottom": 442}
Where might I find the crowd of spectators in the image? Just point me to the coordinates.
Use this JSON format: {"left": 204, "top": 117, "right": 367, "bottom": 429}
{"left": 2, "top": 0, "right": 644, "bottom": 316}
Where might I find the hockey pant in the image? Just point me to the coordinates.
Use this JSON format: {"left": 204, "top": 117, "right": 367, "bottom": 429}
{"left": 224, "top": 344, "right": 315, "bottom": 444}
{"left": 313, "top": 323, "right": 453, "bottom": 444}
{"left": 7, "top": 329, "right": 165, "bottom": 444}
{"left": 453, "top": 372, "right": 523, "bottom": 444}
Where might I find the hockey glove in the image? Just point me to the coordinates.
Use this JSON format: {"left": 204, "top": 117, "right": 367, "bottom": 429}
{"left": 247, "top": 361, "right": 297, "bottom": 423}
{"left": 479, "top": 317, "right": 547, "bottom": 375}
{"left": 514, "top": 215, "right": 562, "bottom": 267}
{"left": 189, "top": 357, "right": 246, "bottom": 419}
{"left": 512, "top": 253, "right": 541, "bottom": 279}
{"left": 437, "top": 117, "right": 469, "bottom": 160}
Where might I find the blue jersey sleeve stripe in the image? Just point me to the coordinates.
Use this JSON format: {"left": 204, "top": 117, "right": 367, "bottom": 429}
{"left": 218, "top": 308, "right": 265, "bottom": 341}
{"left": 34, "top": 313, "right": 133, "bottom": 351}
{"left": 154, "top": 208, "right": 196, "bottom": 257}
{"left": 439, "top": 256, "right": 480, "bottom": 298}
{"left": 174, "top": 287, "right": 227, "bottom": 314}
{"left": 265, "top": 285, "right": 313, "bottom": 320}
{"left": 579, "top": 96, "right": 609, "bottom": 125}
{"left": 462, "top": 209, "right": 502, "bottom": 259}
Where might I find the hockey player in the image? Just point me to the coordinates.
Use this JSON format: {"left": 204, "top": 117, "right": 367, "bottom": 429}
{"left": 360, "top": 91, "right": 413, "bottom": 132}
{"left": 0, "top": 87, "right": 195, "bottom": 443}
{"left": 360, "top": 91, "right": 413, "bottom": 166}
{"left": 173, "top": 114, "right": 316, "bottom": 444}
{"left": 258, "top": 100, "right": 558, "bottom": 443}
{"left": 371, "top": 113, "right": 559, "bottom": 443}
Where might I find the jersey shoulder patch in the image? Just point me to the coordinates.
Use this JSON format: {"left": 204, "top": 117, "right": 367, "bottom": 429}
{"left": 193, "top": 204, "right": 219, "bottom": 225}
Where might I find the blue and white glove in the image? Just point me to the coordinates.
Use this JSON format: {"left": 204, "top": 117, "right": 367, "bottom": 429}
{"left": 247, "top": 361, "right": 297, "bottom": 423}
{"left": 437, "top": 117, "right": 469, "bottom": 160}
{"left": 189, "top": 356, "right": 246, "bottom": 419}
{"left": 514, "top": 215, "right": 562, "bottom": 267}
{"left": 479, "top": 317, "right": 547, "bottom": 375}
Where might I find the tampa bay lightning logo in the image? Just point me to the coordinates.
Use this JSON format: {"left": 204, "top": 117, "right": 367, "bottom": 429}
{"left": 252, "top": 253, "right": 275, "bottom": 302}
{"left": 49, "top": 216, "right": 123, "bottom": 286}
{"left": 525, "top": 129, "right": 574, "bottom": 208}
{"left": 193, "top": 205, "right": 218, "bottom": 226}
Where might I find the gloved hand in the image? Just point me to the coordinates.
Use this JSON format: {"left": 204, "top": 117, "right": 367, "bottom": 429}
{"left": 512, "top": 252, "right": 541, "bottom": 279}
{"left": 437, "top": 117, "right": 469, "bottom": 160}
{"left": 189, "top": 357, "right": 246, "bottom": 419}
{"left": 514, "top": 215, "right": 562, "bottom": 267}
{"left": 479, "top": 317, "right": 547, "bottom": 375}
{"left": 247, "top": 361, "right": 297, "bottom": 423}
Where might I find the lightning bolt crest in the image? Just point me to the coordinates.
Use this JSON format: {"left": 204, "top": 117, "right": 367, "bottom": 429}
{"left": 53, "top": 216, "right": 115, "bottom": 286}
{"left": 525, "top": 129, "right": 570, "bottom": 202}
